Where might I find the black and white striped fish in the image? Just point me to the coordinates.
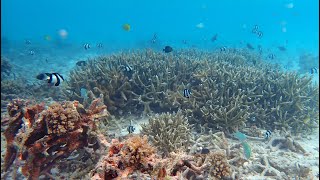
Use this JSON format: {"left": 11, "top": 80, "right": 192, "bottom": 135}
{"left": 310, "top": 67, "right": 318, "bottom": 74}
{"left": 183, "top": 89, "right": 191, "bottom": 98}
{"left": 123, "top": 65, "right": 133, "bottom": 72}
{"left": 84, "top": 43, "right": 91, "bottom": 50}
{"left": 252, "top": 25, "right": 259, "bottom": 34}
{"left": 257, "top": 31, "right": 263, "bottom": 38}
{"left": 36, "top": 73, "right": 64, "bottom": 86}
{"left": 220, "top": 46, "right": 227, "bottom": 52}
{"left": 265, "top": 130, "right": 272, "bottom": 139}
{"left": 127, "top": 120, "right": 135, "bottom": 134}
{"left": 267, "top": 53, "right": 275, "bottom": 59}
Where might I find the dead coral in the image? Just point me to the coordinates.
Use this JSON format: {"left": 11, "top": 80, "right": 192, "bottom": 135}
{"left": 141, "top": 110, "right": 193, "bottom": 156}
{"left": 267, "top": 135, "right": 306, "bottom": 154}
{"left": 3, "top": 98, "right": 108, "bottom": 180}
{"left": 90, "top": 135, "right": 159, "bottom": 179}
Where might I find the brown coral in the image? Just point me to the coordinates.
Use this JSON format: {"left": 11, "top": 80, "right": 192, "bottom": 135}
{"left": 3, "top": 98, "right": 108, "bottom": 180}
{"left": 90, "top": 135, "right": 159, "bottom": 179}
{"left": 205, "top": 151, "right": 231, "bottom": 179}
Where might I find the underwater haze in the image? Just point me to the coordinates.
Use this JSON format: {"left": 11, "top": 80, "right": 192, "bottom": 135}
{"left": 1, "top": 0, "right": 320, "bottom": 180}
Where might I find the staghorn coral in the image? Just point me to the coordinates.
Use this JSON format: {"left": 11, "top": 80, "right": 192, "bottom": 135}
{"left": 141, "top": 110, "right": 193, "bottom": 156}
{"left": 65, "top": 49, "right": 319, "bottom": 133}
{"left": 3, "top": 98, "right": 108, "bottom": 180}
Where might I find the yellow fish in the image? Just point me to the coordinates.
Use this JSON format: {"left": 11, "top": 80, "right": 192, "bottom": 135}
{"left": 303, "top": 117, "right": 310, "bottom": 124}
{"left": 44, "top": 35, "right": 51, "bottom": 41}
{"left": 122, "top": 23, "right": 131, "bottom": 31}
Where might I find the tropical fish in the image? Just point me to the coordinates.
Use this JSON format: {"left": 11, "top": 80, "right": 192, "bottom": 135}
{"left": 241, "top": 141, "right": 251, "bottom": 159}
{"left": 257, "top": 31, "right": 263, "bottom": 38}
{"left": 36, "top": 73, "right": 64, "bottom": 86}
{"left": 265, "top": 130, "right": 272, "bottom": 139}
{"left": 122, "top": 23, "right": 131, "bottom": 31}
{"left": 200, "top": 148, "right": 210, "bottom": 154}
{"left": 123, "top": 65, "right": 133, "bottom": 72}
{"left": 252, "top": 25, "right": 259, "bottom": 34}
{"left": 310, "top": 67, "right": 318, "bottom": 74}
{"left": 97, "top": 43, "right": 103, "bottom": 48}
{"left": 84, "top": 43, "right": 91, "bottom": 50}
{"left": 211, "top": 34, "right": 218, "bottom": 42}
{"left": 127, "top": 120, "right": 135, "bottom": 134}
{"left": 44, "top": 35, "right": 51, "bottom": 41}
{"left": 163, "top": 46, "right": 173, "bottom": 53}
{"left": 76, "top": 60, "right": 87, "bottom": 66}
{"left": 220, "top": 46, "right": 227, "bottom": 52}
{"left": 246, "top": 43, "right": 254, "bottom": 50}
{"left": 151, "top": 33, "right": 157, "bottom": 44}
{"left": 267, "top": 53, "right": 276, "bottom": 59}
{"left": 233, "top": 131, "right": 247, "bottom": 142}
{"left": 278, "top": 46, "right": 287, "bottom": 51}
{"left": 29, "top": 50, "right": 35, "bottom": 55}
{"left": 183, "top": 89, "right": 191, "bottom": 98}
{"left": 80, "top": 88, "right": 88, "bottom": 100}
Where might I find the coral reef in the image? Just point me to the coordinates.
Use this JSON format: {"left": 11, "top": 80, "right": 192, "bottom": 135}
{"left": 90, "top": 135, "right": 159, "bottom": 179}
{"left": 90, "top": 135, "right": 232, "bottom": 180}
{"left": 65, "top": 49, "right": 318, "bottom": 133}
{"left": 141, "top": 110, "right": 193, "bottom": 156}
{"left": 2, "top": 98, "right": 109, "bottom": 180}
{"left": 1, "top": 56, "right": 13, "bottom": 78}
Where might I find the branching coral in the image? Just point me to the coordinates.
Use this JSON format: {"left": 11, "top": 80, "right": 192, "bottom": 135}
{"left": 65, "top": 49, "right": 319, "bottom": 133}
{"left": 3, "top": 98, "right": 108, "bottom": 180}
{"left": 141, "top": 110, "right": 193, "bottom": 156}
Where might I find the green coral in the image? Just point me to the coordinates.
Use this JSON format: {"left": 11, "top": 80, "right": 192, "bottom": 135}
{"left": 140, "top": 110, "right": 193, "bottom": 156}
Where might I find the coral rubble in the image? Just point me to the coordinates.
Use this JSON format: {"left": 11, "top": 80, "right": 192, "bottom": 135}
{"left": 3, "top": 98, "right": 108, "bottom": 180}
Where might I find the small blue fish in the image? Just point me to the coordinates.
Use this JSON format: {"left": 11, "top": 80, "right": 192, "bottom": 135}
{"left": 265, "top": 130, "right": 272, "bottom": 139}
{"left": 183, "top": 89, "right": 191, "bottom": 98}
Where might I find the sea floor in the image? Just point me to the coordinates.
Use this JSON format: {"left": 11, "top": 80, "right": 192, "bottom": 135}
{"left": 1, "top": 111, "right": 319, "bottom": 180}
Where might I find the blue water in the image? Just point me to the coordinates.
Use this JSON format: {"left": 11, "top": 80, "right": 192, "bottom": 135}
{"left": 1, "top": 0, "right": 319, "bottom": 82}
